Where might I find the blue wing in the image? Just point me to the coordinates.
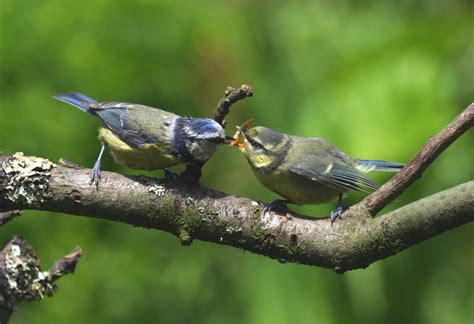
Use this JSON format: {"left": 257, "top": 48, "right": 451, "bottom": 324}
{"left": 55, "top": 93, "right": 161, "bottom": 148}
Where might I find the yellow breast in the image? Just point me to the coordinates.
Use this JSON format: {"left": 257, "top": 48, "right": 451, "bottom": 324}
{"left": 255, "top": 168, "right": 340, "bottom": 204}
{"left": 98, "top": 128, "right": 180, "bottom": 170}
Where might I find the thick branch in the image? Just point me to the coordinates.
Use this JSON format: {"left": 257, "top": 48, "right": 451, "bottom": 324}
{"left": 0, "top": 236, "right": 81, "bottom": 323}
{"left": 0, "top": 153, "right": 472, "bottom": 273}
{"left": 358, "top": 103, "right": 474, "bottom": 215}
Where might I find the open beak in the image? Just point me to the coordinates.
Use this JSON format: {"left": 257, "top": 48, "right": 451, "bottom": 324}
{"left": 228, "top": 119, "right": 253, "bottom": 149}
{"left": 224, "top": 135, "right": 235, "bottom": 144}
{"left": 228, "top": 127, "right": 245, "bottom": 148}
{"left": 236, "top": 126, "right": 246, "bottom": 135}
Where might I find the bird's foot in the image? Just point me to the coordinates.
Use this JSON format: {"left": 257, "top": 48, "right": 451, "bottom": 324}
{"left": 89, "top": 161, "right": 101, "bottom": 190}
{"left": 330, "top": 206, "right": 344, "bottom": 225}
{"left": 262, "top": 199, "right": 291, "bottom": 215}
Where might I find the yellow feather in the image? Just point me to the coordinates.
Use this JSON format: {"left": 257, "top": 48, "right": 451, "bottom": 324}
{"left": 98, "top": 128, "right": 179, "bottom": 170}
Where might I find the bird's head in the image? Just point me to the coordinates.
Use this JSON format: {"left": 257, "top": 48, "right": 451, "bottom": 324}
{"left": 236, "top": 126, "right": 290, "bottom": 172}
{"left": 177, "top": 117, "right": 227, "bottom": 161}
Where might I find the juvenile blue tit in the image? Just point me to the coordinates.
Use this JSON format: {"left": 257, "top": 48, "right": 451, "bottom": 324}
{"left": 54, "top": 92, "right": 227, "bottom": 188}
{"left": 234, "top": 125, "right": 404, "bottom": 223}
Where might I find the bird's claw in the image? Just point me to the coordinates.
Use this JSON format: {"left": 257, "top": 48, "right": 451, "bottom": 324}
{"left": 89, "top": 161, "right": 101, "bottom": 190}
{"left": 330, "top": 206, "right": 344, "bottom": 225}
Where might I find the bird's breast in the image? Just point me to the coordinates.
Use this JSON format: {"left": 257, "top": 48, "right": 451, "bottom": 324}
{"left": 98, "top": 127, "right": 179, "bottom": 170}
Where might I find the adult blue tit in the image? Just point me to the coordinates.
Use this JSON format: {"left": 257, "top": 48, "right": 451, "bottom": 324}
{"left": 54, "top": 92, "right": 227, "bottom": 188}
{"left": 233, "top": 125, "right": 404, "bottom": 223}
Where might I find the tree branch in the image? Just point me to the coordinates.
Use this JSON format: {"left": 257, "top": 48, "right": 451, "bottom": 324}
{"left": 357, "top": 103, "right": 474, "bottom": 215}
{"left": 0, "top": 151, "right": 472, "bottom": 273}
{"left": 0, "top": 101, "right": 472, "bottom": 275}
{"left": 0, "top": 236, "right": 81, "bottom": 323}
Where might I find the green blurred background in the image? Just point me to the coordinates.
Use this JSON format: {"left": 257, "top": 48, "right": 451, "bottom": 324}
{"left": 1, "top": 1, "right": 473, "bottom": 323}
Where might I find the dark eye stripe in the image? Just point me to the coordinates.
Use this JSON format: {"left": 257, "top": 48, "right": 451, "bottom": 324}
{"left": 249, "top": 138, "right": 264, "bottom": 150}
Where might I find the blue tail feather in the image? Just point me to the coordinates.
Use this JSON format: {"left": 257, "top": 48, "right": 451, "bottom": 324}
{"left": 53, "top": 92, "right": 98, "bottom": 112}
{"left": 356, "top": 159, "right": 405, "bottom": 172}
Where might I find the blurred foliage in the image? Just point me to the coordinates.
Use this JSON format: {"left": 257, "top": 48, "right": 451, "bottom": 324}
{"left": 1, "top": 0, "right": 473, "bottom": 323}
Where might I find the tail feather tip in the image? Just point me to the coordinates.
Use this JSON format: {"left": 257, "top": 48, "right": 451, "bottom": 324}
{"left": 356, "top": 159, "right": 405, "bottom": 172}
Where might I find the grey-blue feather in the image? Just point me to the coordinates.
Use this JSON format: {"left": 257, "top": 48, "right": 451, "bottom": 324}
{"left": 53, "top": 92, "right": 97, "bottom": 112}
{"left": 355, "top": 159, "right": 405, "bottom": 172}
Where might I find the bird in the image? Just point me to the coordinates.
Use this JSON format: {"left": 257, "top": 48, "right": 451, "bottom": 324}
{"left": 54, "top": 92, "right": 228, "bottom": 188}
{"left": 231, "top": 125, "right": 404, "bottom": 223}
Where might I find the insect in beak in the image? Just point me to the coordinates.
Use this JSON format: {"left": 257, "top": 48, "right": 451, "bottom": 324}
{"left": 228, "top": 119, "right": 253, "bottom": 148}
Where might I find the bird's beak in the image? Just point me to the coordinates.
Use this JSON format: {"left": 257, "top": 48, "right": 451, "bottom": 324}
{"left": 228, "top": 126, "right": 246, "bottom": 149}
{"left": 224, "top": 135, "right": 235, "bottom": 144}
{"left": 228, "top": 119, "right": 252, "bottom": 149}
{"left": 236, "top": 125, "right": 250, "bottom": 138}
{"left": 237, "top": 119, "right": 253, "bottom": 133}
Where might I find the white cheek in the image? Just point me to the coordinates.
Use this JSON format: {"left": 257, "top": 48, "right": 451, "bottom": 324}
{"left": 189, "top": 141, "right": 218, "bottom": 161}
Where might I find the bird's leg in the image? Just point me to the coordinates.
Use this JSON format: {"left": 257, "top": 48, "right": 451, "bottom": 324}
{"left": 90, "top": 142, "right": 105, "bottom": 190}
{"left": 330, "top": 192, "right": 344, "bottom": 225}
{"left": 180, "top": 161, "right": 205, "bottom": 185}
{"left": 262, "top": 199, "right": 293, "bottom": 215}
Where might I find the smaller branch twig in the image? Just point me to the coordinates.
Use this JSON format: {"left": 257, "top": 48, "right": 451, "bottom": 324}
{"left": 214, "top": 84, "right": 253, "bottom": 127}
{"left": 0, "top": 210, "right": 22, "bottom": 226}
{"left": 47, "top": 247, "right": 82, "bottom": 282}
{"left": 359, "top": 103, "right": 474, "bottom": 215}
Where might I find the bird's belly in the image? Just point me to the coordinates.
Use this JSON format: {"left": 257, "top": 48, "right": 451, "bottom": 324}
{"left": 98, "top": 128, "right": 179, "bottom": 170}
{"left": 255, "top": 170, "right": 339, "bottom": 204}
